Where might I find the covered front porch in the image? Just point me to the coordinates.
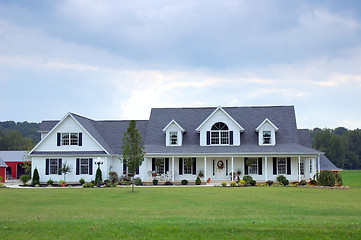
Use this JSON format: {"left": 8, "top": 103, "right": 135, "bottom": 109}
{"left": 140, "top": 154, "right": 321, "bottom": 183}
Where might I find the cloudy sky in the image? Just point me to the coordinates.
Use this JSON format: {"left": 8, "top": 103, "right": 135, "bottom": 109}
{"left": 1, "top": 0, "right": 361, "bottom": 129}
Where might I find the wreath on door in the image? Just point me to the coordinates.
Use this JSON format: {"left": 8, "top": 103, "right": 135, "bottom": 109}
{"left": 217, "top": 160, "right": 224, "bottom": 170}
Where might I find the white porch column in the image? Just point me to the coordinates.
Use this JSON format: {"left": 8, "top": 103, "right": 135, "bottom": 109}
{"left": 172, "top": 157, "right": 175, "bottom": 182}
{"left": 317, "top": 155, "right": 321, "bottom": 176}
{"left": 231, "top": 156, "right": 234, "bottom": 181}
{"left": 265, "top": 156, "right": 268, "bottom": 181}
{"left": 204, "top": 157, "right": 207, "bottom": 182}
{"left": 298, "top": 156, "right": 301, "bottom": 182}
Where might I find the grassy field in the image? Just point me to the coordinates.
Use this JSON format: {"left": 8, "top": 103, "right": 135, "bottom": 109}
{"left": 1, "top": 171, "right": 361, "bottom": 239}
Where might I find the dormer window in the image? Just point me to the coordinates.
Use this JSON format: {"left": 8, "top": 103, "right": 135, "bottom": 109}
{"left": 255, "top": 118, "right": 279, "bottom": 146}
{"left": 211, "top": 122, "right": 229, "bottom": 145}
{"left": 163, "top": 120, "right": 185, "bottom": 146}
{"left": 263, "top": 131, "right": 271, "bottom": 144}
{"left": 170, "top": 132, "right": 178, "bottom": 145}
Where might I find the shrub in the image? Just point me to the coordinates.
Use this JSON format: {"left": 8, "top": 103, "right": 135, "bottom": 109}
{"left": 243, "top": 175, "right": 253, "bottom": 185}
{"left": 153, "top": 179, "right": 158, "bottom": 185}
{"left": 181, "top": 179, "right": 188, "bottom": 185}
{"left": 83, "top": 183, "right": 94, "bottom": 188}
{"left": 238, "top": 180, "right": 246, "bottom": 186}
{"left": 299, "top": 180, "right": 307, "bottom": 186}
{"left": 221, "top": 182, "right": 227, "bottom": 187}
{"left": 95, "top": 168, "right": 102, "bottom": 184}
{"left": 249, "top": 180, "right": 256, "bottom": 186}
{"left": 59, "top": 180, "right": 66, "bottom": 186}
{"left": 109, "top": 172, "right": 119, "bottom": 184}
{"left": 265, "top": 180, "right": 273, "bottom": 186}
{"left": 195, "top": 176, "right": 201, "bottom": 185}
{"left": 47, "top": 179, "right": 54, "bottom": 186}
{"left": 79, "top": 178, "right": 85, "bottom": 185}
{"left": 309, "top": 179, "right": 317, "bottom": 185}
{"left": 164, "top": 181, "right": 173, "bottom": 185}
{"left": 20, "top": 175, "right": 30, "bottom": 185}
{"left": 230, "top": 181, "right": 237, "bottom": 187}
{"left": 276, "top": 175, "right": 289, "bottom": 186}
{"left": 318, "top": 170, "right": 336, "bottom": 186}
{"left": 335, "top": 173, "right": 343, "bottom": 186}
{"left": 32, "top": 168, "right": 40, "bottom": 186}
{"left": 134, "top": 177, "right": 143, "bottom": 186}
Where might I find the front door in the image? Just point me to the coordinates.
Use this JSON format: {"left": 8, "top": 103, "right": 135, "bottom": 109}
{"left": 214, "top": 159, "right": 226, "bottom": 179}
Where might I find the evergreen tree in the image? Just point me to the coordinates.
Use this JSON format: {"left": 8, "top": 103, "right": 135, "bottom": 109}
{"left": 32, "top": 168, "right": 40, "bottom": 186}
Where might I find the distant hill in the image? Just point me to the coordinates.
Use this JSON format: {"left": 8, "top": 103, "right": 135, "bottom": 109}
{"left": 0, "top": 121, "right": 40, "bottom": 150}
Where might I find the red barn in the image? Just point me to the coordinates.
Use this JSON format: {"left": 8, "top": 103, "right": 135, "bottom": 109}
{"left": 0, "top": 151, "right": 28, "bottom": 179}
{"left": 0, "top": 158, "right": 7, "bottom": 182}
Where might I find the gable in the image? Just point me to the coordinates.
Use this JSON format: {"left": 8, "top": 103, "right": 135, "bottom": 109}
{"left": 32, "top": 115, "right": 105, "bottom": 153}
{"left": 196, "top": 107, "right": 244, "bottom": 132}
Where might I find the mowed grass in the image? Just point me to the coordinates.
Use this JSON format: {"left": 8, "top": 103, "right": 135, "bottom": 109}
{"left": 1, "top": 172, "right": 361, "bottom": 239}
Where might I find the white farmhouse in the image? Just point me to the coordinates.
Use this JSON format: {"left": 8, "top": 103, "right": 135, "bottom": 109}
{"left": 29, "top": 106, "right": 323, "bottom": 184}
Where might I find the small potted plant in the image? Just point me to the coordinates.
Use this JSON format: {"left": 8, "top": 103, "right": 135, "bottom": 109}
{"left": 197, "top": 170, "right": 204, "bottom": 178}
{"left": 236, "top": 169, "right": 241, "bottom": 176}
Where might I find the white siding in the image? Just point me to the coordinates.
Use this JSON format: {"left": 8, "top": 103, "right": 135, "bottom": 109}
{"left": 36, "top": 116, "right": 104, "bottom": 152}
{"left": 198, "top": 109, "right": 242, "bottom": 146}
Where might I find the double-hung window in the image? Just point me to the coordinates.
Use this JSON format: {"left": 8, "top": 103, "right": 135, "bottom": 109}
{"left": 277, "top": 158, "right": 287, "bottom": 175}
{"left": 248, "top": 158, "right": 258, "bottom": 174}
{"left": 80, "top": 158, "right": 89, "bottom": 174}
{"left": 61, "top": 133, "right": 79, "bottom": 145}
{"left": 184, "top": 158, "right": 193, "bottom": 174}
{"left": 156, "top": 158, "right": 165, "bottom": 174}
{"left": 50, "top": 159, "right": 59, "bottom": 174}
{"left": 170, "top": 132, "right": 178, "bottom": 145}
{"left": 210, "top": 122, "right": 229, "bottom": 145}
{"left": 263, "top": 131, "right": 271, "bottom": 144}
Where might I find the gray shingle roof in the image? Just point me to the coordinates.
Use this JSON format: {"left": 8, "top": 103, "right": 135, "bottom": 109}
{"left": 36, "top": 106, "right": 321, "bottom": 156}
{"left": 0, "top": 157, "right": 7, "bottom": 167}
{"left": 297, "top": 129, "right": 312, "bottom": 148}
{"left": 143, "top": 106, "right": 319, "bottom": 155}
{"left": 0, "top": 151, "right": 26, "bottom": 162}
{"left": 38, "top": 121, "right": 58, "bottom": 132}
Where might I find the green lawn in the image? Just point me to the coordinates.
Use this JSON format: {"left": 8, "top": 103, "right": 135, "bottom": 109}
{"left": 1, "top": 171, "right": 361, "bottom": 239}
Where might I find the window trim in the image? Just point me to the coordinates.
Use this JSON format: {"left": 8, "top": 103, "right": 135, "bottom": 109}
{"left": 61, "top": 132, "right": 79, "bottom": 146}
{"left": 170, "top": 132, "right": 178, "bottom": 145}
{"left": 49, "top": 158, "right": 59, "bottom": 175}
{"left": 277, "top": 157, "right": 287, "bottom": 175}
{"left": 248, "top": 157, "right": 258, "bottom": 175}
{"left": 263, "top": 131, "right": 271, "bottom": 144}
{"left": 80, "top": 158, "right": 89, "bottom": 175}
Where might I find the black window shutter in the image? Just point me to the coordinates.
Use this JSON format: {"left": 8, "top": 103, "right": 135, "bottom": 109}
{"left": 165, "top": 158, "right": 169, "bottom": 172}
{"left": 287, "top": 157, "right": 291, "bottom": 175}
{"left": 152, "top": 158, "right": 155, "bottom": 171}
{"left": 192, "top": 158, "right": 196, "bottom": 175}
{"left": 58, "top": 159, "right": 62, "bottom": 175}
{"left": 89, "top": 158, "right": 93, "bottom": 175}
{"left": 230, "top": 131, "right": 233, "bottom": 145}
{"left": 244, "top": 158, "right": 248, "bottom": 175}
{"left": 179, "top": 158, "right": 183, "bottom": 175}
{"left": 273, "top": 157, "right": 277, "bottom": 175}
{"left": 123, "top": 163, "right": 127, "bottom": 172}
{"left": 258, "top": 157, "right": 262, "bottom": 175}
{"left": 45, "top": 159, "right": 49, "bottom": 175}
{"left": 57, "top": 133, "right": 61, "bottom": 146}
{"left": 76, "top": 158, "right": 80, "bottom": 175}
{"left": 79, "top": 133, "right": 82, "bottom": 146}
{"left": 206, "top": 131, "right": 210, "bottom": 145}
{"left": 136, "top": 167, "right": 139, "bottom": 174}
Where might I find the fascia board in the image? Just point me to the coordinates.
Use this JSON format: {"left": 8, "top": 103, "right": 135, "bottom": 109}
{"left": 29, "top": 113, "right": 71, "bottom": 154}
{"left": 255, "top": 118, "right": 279, "bottom": 132}
{"left": 162, "top": 119, "right": 186, "bottom": 133}
{"left": 195, "top": 107, "right": 244, "bottom": 132}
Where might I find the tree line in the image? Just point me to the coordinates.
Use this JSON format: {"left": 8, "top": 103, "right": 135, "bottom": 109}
{"left": 311, "top": 127, "right": 361, "bottom": 169}
{"left": 0, "top": 121, "right": 40, "bottom": 150}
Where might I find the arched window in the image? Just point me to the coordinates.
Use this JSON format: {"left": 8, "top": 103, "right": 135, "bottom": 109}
{"left": 210, "top": 122, "right": 229, "bottom": 145}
